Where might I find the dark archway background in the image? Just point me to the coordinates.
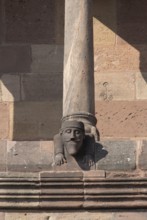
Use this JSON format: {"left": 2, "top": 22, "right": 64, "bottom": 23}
{"left": 0, "top": 0, "right": 146, "bottom": 140}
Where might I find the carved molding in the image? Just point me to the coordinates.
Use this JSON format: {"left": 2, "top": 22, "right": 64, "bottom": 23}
{"left": 0, "top": 171, "right": 146, "bottom": 209}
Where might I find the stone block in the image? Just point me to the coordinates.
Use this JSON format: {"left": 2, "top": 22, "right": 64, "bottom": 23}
{"left": 139, "top": 140, "right": 147, "bottom": 170}
{"left": 117, "top": 0, "right": 147, "bottom": 44}
{"left": 96, "top": 140, "right": 136, "bottom": 171}
{"left": 7, "top": 141, "right": 42, "bottom": 172}
{"left": 31, "top": 45, "right": 64, "bottom": 73}
{"left": 1, "top": 74, "right": 20, "bottom": 101}
{"left": 94, "top": 45, "right": 139, "bottom": 73}
{"left": 40, "top": 141, "right": 54, "bottom": 170}
{"left": 0, "top": 213, "right": 5, "bottom": 220}
{"left": 95, "top": 101, "right": 147, "bottom": 138}
{"left": 0, "top": 140, "right": 7, "bottom": 172}
{"left": 5, "top": 0, "right": 64, "bottom": 44}
{"left": 136, "top": 72, "right": 147, "bottom": 99}
{"left": 93, "top": 18, "right": 115, "bottom": 46}
{"left": 0, "top": 1, "right": 3, "bottom": 44}
{"left": 93, "top": 0, "right": 116, "bottom": 45}
{"left": 4, "top": 212, "right": 147, "bottom": 220}
{"left": 7, "top": 141, "right": 54, "bottom": 172}
{"left": 0, "top": 46, "right": 31, "bottom": 73}
{"left": 21, "top": 73, "right": 62, "bottom": 101}
{"left": 0, "top": 103, "right": 9, "bottom": 139}
{"left": 9, "top": 101, "right": 62, "bottom": 141}
{"left": 5, "top": 213, "right": 52, "bottom": 220}
{"left": 95, "top": 72, "right": 135, "bottom": 101}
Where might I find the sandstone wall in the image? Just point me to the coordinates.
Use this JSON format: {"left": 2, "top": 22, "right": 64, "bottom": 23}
{"left": 0, "top": 0, "right": 147, "bottom": 172}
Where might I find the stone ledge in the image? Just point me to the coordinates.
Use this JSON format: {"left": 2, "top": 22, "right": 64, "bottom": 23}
{"left": 2, "top": 140, "right": 138, "bottom": 172}
{"left": 0, "top": 171, "right": 146, "bottom": 209}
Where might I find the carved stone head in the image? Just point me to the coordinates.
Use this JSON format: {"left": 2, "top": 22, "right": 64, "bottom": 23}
{"left": 61, "top": 120, "right": 85, "bottom": 156}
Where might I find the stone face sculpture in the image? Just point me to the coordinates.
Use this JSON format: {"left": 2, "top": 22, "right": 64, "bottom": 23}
{"left": 54, "top": 120, "right": 95, "bottom": 167}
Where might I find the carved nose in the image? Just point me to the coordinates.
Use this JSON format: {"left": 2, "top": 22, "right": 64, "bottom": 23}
{"left": 70, "top": 131, "right": 75, "bottom": 139}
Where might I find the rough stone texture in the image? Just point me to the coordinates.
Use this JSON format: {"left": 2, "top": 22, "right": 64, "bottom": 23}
{"left": 0, "top": 213, "right": 4, "bottom": 220}
{"left": 0, "top": 140, "right": 7, "bottom": 172}
{"left": 96, "top": 140, "right": 136, "bottom": 171}
{"left": 63, "top": 0, "right": 95, "bottom": 116}
{"left": 1, "top": 74, "right": 20, "bottom": 101}
{"left": 136, "top": 72, "right": 147, "bottom": 99}
{"left": 21, "top": 73, "right": 62, "bottom": 101}
{"left": 0, "top": 103, "right": 9, "bottom": 139}
{"left": 0, "top": 46, "right": 31, "bottom": 74}
{"left": 95, "top": 72, "right": 135, "bottom": 101}
{"left": 139, "top": 140, "right": 147, "bottom": 170}
{"left": 93, "top": 17, "right": 116, "bottom": 46}
{"left": 117, "top": 0, "right": 147, "bottom": 45}
{"left": 7, "top": 141, "right": 53, "bottom": 172}
{"left": 40, "top": 141, "right": 54, "bottom": 170}
{"left": 96, "top": 101, "right": 147, "bottom": 138}
{"left": 7, "top": 141, "right": 41, "bottom": 172}
{"left": 4, "top": 212, "right": 147, "bottom": 220}
{"left": 93, "top": 0, "right": 116, "bottom": 45}
{"left": 9, "top": 101, "right": 62, "bottom": 140}
{"left": 31, "top": 45, "right": 64, "bottom": 73}
{"left": 5, "top": 0, "right": 64, "bottom": 44}
{"left": 94, "top": 45, "right": 139, "bottom": 73}
{"left": 0, "top": 0, "right": 3, "bottom": 44}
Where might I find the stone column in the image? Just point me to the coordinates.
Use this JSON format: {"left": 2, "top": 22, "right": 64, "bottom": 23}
{"left": 63, "top": 0, "right": 95, "bottom": 122}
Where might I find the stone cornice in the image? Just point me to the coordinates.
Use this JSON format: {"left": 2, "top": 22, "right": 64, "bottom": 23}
{"left": 0, "top": 171, "right": 146, "bottom": 209}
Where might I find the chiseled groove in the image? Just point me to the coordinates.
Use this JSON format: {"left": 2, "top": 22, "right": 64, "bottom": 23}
{"left": 0, "top": 177, "right": 146, "bottom": 208}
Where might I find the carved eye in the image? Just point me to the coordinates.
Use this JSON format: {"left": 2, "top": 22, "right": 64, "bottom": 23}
{"left": 75, "top": 130, "right": 81, "bottom": 135}
{"left": 65, "top": 129, "right": 71, "bottom": 133}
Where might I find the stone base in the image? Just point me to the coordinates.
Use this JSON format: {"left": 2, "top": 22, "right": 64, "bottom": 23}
{"left": 1, "top": 212, "right": 147, "bottom": 220}
{"left": 0, "top": 171, "right": 146, "bottom": 209}
{"left": 0, "top": 139, "right": 146, "bottom": 210}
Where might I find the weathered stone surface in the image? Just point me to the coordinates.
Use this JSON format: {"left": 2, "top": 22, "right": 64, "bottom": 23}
{"left": 136, "top": 72, "right": 147, "bottom": 99}
{"left": 63, "top": 0, "right": 95, "bottom": 116}
{"left": 93, "top": 0, "right": 116, "bottom": 45}
{"left": 94, "top": 45, "right": 139, "bottom": 73}
{"left": 40, "top": 141, "right": 54, "bottom": 170}
{"left": 5, "top": 213, "right": 46, "bottom": 220}
{"left": 21, "top": 73, "right": 62, "bottom": 101}
{"left": 40, "top": 171, "right": 83, "bottom": 179}
{"left": 139, "top": 140, "right": 147, "bottom": 170}
{"left": 2, "top": 211, "right": 147, "bottom": 220}
{"left": 0, "top": 0, "right": 3, "bottom": 44}
{"left": 54, "top": 1, "right": 65, "bottom": 45}
{"left": 4, "top": 212, "right": 147, "bottom": 220}
{"left": 31, "top": 45, "right": 64, "bottom": 73}
{"left": 117, "top": 0, "right": 147, "bottom": 44}
{"left": 96, "top": 140, "right": 136, "bottom": 171}
{"left": 0, "top": 46, "right": 31, "bottom": 73}
{"left": 7, "top": 141, "right": 53, "bottom": 171}
{"left": 95, "top": 72, "right": 135, "bottom": 101}
{"left": 7, "top": 141, "right": 54, "bottom": 172}
{"left": 0, "top": 103, "right": 9, "bottom": 139}
{"left": 5, "top": 0, "right": 64, "bottom": 44}
{"left": 0, "top": 140, "right": 7, "bottom": 172}
{"left": 1, "top": 74, "right": 20, "bottom": 101}
{"left": 9, "top": 101, "right": 62, "bottom": 140}
{"left": 93, "top": 17, "right": 116, "bottom": 46}
{"left": 0, "top": 213, "right": 5, "bottom": 220}
{"left": 7, "top": 141, "right": 42, "bottom": 172}
{"left": 96, "top": 101, "right": 147, "bottom": 138}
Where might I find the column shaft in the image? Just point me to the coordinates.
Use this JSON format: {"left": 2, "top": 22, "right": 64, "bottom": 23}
{"left": 63, "top": 0, "right": 95, "bottom": 117}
